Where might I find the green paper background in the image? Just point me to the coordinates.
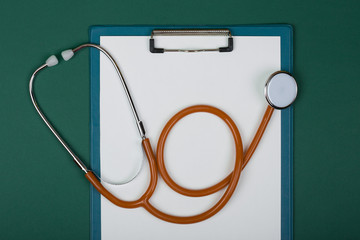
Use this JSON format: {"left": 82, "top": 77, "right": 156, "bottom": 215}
{"left": 0, "top": 0, "right": 359, "bottom": 239}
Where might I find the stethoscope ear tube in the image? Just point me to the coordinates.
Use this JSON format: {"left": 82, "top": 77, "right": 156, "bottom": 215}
{"left": 29, "top": 63, "right": 88, "bottom": 173}
{"left": 29, "top": 43, "right": 146, "bottom": 174}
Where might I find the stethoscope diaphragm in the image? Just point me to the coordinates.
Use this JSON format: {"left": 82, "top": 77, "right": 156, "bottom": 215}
{"left": 264, "top": 71, "right": 297, "bottom": 109}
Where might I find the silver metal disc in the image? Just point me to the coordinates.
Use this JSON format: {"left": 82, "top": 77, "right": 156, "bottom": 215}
{"left": 265, "top": 71, "right": 297, "bottom": 109}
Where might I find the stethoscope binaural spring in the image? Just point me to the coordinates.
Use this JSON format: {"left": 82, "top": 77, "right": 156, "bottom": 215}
{"left": 29, "top": 43, "right": 297, "bottom": 224}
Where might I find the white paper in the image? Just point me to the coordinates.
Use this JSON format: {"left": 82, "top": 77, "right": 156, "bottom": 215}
{"left": 99, "top": 36, "right": 281, "bottom": 240}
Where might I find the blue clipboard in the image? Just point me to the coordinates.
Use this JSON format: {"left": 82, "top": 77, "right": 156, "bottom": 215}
{"left": 89, "top": 25, "right": 293, "bottom": 240}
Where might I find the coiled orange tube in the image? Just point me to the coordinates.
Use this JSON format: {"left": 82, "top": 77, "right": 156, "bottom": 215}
{"left": 85, "top": 105, "right": 274, "bottom": 224}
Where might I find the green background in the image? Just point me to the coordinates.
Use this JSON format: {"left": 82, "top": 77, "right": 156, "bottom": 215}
{"left": 0, "top": 0, "right": 359, "bottom": 239}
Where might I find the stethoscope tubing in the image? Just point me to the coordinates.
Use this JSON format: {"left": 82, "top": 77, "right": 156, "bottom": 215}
{"left": 85, "top": 105, "right": 273, "bottom": 224}
{"left": 30, "top": 43, "right": 274, "bottom": 224}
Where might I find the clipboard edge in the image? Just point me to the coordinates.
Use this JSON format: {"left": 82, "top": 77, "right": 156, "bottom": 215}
{"left": 89, "top": 24, "right": 294, "bottom": 240}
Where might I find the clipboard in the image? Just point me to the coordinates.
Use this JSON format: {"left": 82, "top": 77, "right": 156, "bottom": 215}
{"left": 89, "top": 25, "right": 293, "bottom": 240}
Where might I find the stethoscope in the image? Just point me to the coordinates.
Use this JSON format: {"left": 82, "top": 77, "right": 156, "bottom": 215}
{"left": 29, "top": 43, "right": 297, "bottom": 224}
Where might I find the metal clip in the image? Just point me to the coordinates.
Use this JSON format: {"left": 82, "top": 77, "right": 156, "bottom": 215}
{"left": 149, "top": 29, "right": 233, "bottom": 53}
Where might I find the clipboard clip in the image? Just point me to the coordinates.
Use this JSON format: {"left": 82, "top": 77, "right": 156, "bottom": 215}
{"left": 150, "top": 29, "right": 233, "bottom": 53}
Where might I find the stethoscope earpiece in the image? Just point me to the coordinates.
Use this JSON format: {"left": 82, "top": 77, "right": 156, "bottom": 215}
{"left": 61, "top": 49, "right": 74, "bottom": 61}
{"left": 45, "top": 55, "right": 58, "bottom": 67}
{"left": 44, "top": 49, "right": 74, "bottom": 68}
{"left": 265, "top": 71, "right": 297, "bottom": 109}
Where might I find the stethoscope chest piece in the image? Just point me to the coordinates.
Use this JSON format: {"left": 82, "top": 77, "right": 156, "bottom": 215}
{"left": 265, "top": 71, "right": 297, "bottom": 109}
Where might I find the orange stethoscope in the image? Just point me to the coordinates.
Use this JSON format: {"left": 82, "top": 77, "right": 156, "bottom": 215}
{"left": 29, "top": 44, "right": 297, "bottom": 224}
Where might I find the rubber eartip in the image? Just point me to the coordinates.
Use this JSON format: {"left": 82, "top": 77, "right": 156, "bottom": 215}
{"left": 61, "top": 49, "right": 74, "bottom": 61}
{"left": 46, "top": 55, "right": 58, "bottom": 67}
